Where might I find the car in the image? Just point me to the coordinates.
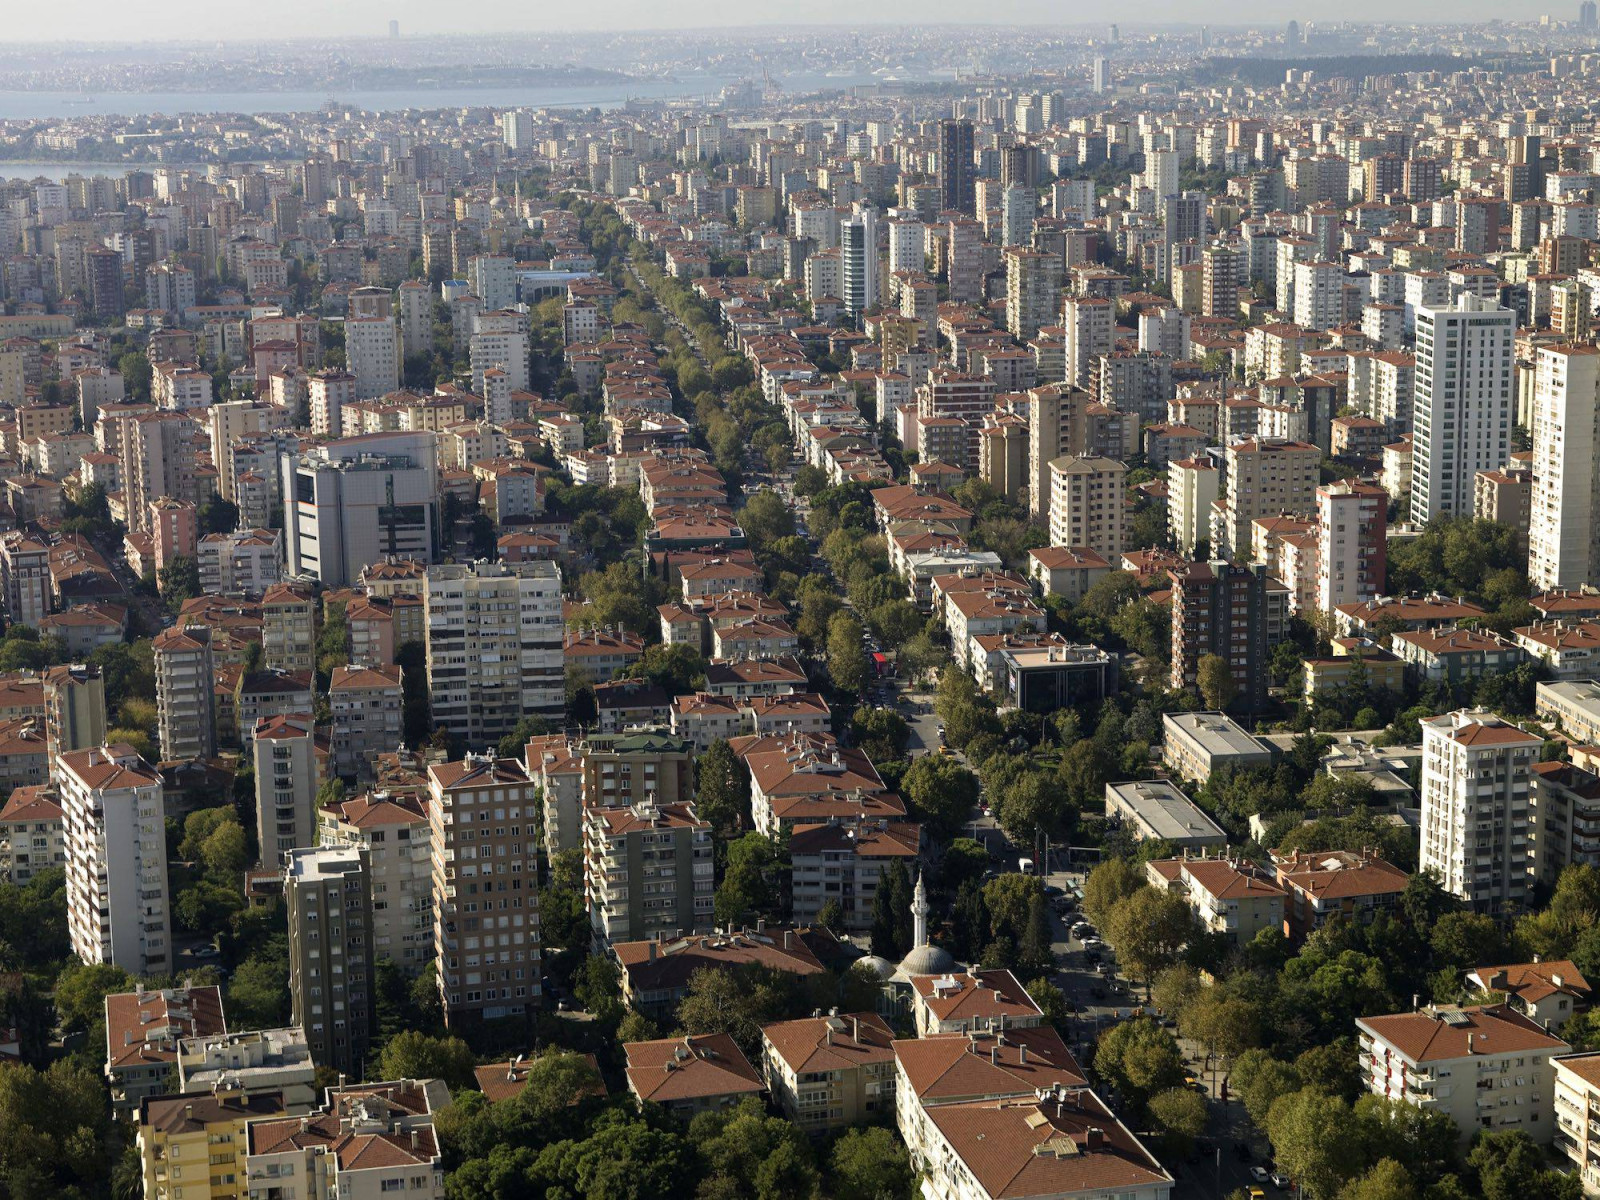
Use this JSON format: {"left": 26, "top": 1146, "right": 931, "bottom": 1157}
{"left": 1042, "top": 884, "right": 1064, "bottom": 898}
{"left": 191, "top": 945, "right": 220, "bottom": 959}
{"left": 1248, "top": 1189, "right": 1266, "bottom": 1200}
{"left": 1081, "top": 937, "right": 1104, "bottom": 950}
{"left": 1250, "top": 1167, "right": 1270, "bottom": 1184}
{"left": 1271, "top": 1173, "right": 1291, "bottom": 1189}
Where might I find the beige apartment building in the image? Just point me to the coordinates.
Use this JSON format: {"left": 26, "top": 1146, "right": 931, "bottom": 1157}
{"left": 1047, "top": 456, "right": 1127, "bottom": 562}
{"left": 760, "top": 1012, "right": 897, "bottom": 1131}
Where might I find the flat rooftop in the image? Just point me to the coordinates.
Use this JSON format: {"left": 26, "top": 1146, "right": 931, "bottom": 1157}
{"left": 1163, "top": 711, "right": 1272, "bottom": 759}
{"left": 1105, "top": 780, "right": 1227, "bottom": 843}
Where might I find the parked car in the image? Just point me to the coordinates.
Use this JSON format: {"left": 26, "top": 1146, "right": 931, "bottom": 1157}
{"left": 1042, "top": 884, "right": 1064, "bottom": 898}
{"left": 192, "top": 945, "right": 219, "bottom": 959}
{"left": 1271, "top": 1172, "right": 1291, "bottom": 1189}
{"left": 1250, "top": 1167, "right": 1270, "bottom": 1184}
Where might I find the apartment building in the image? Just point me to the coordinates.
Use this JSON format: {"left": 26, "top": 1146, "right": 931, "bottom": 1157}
{"left": 580, "top": 732, "right": 695, "bottom": 811}
{"left": 345, "top": 315, "right": 400, "bottom": 398}
{"left": 624, "top": 1033, "right": 764, "bottom": 1116}
{"left": 284, "top": 845, "right": 374, "bottom": 1077}
{"left": 328, "top": 664, "right": 404, "bottom": 780}
{"left": 1167, "top": 560, "right": 1287, "bottom": 710}
{"left": 790, "top": 818, "right": 921, "bottom": 932}
{"left": 583, "top": 796, "right": 714, "bottom": 946}
{"left": 1047, "top": 456, "right": 1127, "bottom": 562}
{"left": 104, "top": 983, "right": 226, "bottom": 1115}
{"left": 1213, "top": 438, "right": 1319, "bottom": 560}
{"left": 61, "top": 745, "right": 171, "bottom": 975}
{"left": 425, "top": 560, "right": 564, "bottom": 745}
{"left": 1420, "top": 710, "right": 1540, "bottom": 915}
{"left": 153, "top": 625, "right": 217, "bottom": 761}
{"left": 1410, "top": 296, "right": 1515, "bottom": 525}
{"left": 761, "top": 1012, "right": 896, "bottom": 1131}
{"left": 1529, "top": 345, "right": 1600, "bottom": 591}
{"left": 43, "top": 662, "right": 107, "bottom": 769}
{"left": 243, "top": 1080, "right": 449, "bottom": 1200}
{"left": 427, "top": 755, "right": 540, "bottom": 1025}
{"left": 262, "top": 583, "right": 317, "bottom": 674}
{"left": 138, "top": 1088, "right": 291, "bottom": 1200}
{"left": 1273, "top": 848, "right": 1411, "bottom": 941}
{"left": 1167, "top": 457, "right": 1220, "bottom": 557}
{"left": 252, "top": 713, "right": 319, "bottom": 867}
{"left": 0, "top": 785, "right": 64, "bottom": 883}
{"left": 1147, "top": 855, "right": 1285, "bottom": 945}
{"left": 1316, "top": 479, "right": 1388, "bottom": 613}
{"left": 175, "top": 1027, "right": 317, "bottom": 1109}
{"left": 1358, "top": 1004, "right": 1568, "bottom": 1143}
{"left": 319, "top": 792, "right": 432, "bottom": 975}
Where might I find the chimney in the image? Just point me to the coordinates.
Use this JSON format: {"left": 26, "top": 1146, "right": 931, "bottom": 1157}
{"left": 648, "top": 941, "right": 656, "bottom": 961}
{"left": 991, "top": 1046, "right": 1000, "bottom": 1065}
{"left": 1085, "top": 1127, "right": 1106, "bottom": 1150}
{"left": 410, "top": 1130, "right": 419, "bottom": 1151}
{"left": 1019, "top": 1045, "right": 1028, "bottom": 1065}
{"left": 825, "top": 1027, "right": 833, "bottom": 1046}
{"left": 851, "top": 1016, "right": 860, "bottom": 1042}
{"left": 184, "top": 1104, "right": 194, "bottom": 1121}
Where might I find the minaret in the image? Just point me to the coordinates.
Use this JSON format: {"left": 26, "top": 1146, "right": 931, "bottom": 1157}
{"left": 911, "top": 870, "right": 929, "bottom": 948}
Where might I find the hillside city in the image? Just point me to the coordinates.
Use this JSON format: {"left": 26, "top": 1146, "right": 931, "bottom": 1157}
{"left": 16, "top": 15, "right": 1600, "bottom": 1200}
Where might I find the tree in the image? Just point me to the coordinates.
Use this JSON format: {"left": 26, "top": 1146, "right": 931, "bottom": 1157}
{"left": 1025, "top": 977, "right": 1072, "bottom": 1029}
{"left": 901, "top": 754, "right": 980, "bottom": 840}
{"left": 1231, "top": 1049, "right": 1304, "bottom": 1127}
{"left": 1082, "top": 858, "right": 1146, "bottom": 928}
{"left": 816, "top": 898, "right": 845, "bottom": 934}
{"left": 1107, "top": 888, "right": 1197, "bottom": 991}
{"left": 870, "top": 861, "right": 914, "bottom": 959}
{"left": 378, "top": 1031, "right": 477, "bottom": 1091}
{"left": 1338, "top": 1160, "right": 1419, "bottom": 1200}
{"left": 198, "top": 492, "right": 240, "bottom": 535}
{"left": 158, "top": 554, "right": 202, "bottom": 606}
{"left": 828, "top": 1125, "right": 914, "bottom": 1200}
{"left": 53, "top": 962, "right": 133, "bottom": 1032}
{"left": 1266, "top": 1089, "right": 1362, "bottom": 1200}
{"left": 852, "top": 706, "right": 910, "bottom": 764}
{"left": 1148, "top": 1086, "right": 1208, "bottom": 1160}
{"left": 689, "top": 1097, "right": 820, "bottom": 1199}
{"left": 1429, "top": 911, "right": 1506, "bottom": 970}
{"left": 1093, "top": 1016, "right": 1186, "bottom": 1114}
{"left": 1468, "top": 1129, "right": 1583, "bottom": 1200}
{"left": 1352, "top": 1094, "right": 1459, "bottom": 1190}
{"left": 827, "top": 610, "right": 869, "bottom": 695}
{"left": 740, "top": 490, "right": 795, "bottom": 551}
{"left": 626, "top": 643, "right": 707, "bottom": 696}
{"left": 0, "top": 1059, "right": 116, "bottom": 1195}
{"left": 675, "top": 966, "right": 788, "bottom": 1059}
{"left": 694, "top": 740, "right": 748, "bottom": 840}
{"left": 1197, "top": 653, "right": 1238, "bottom": 710}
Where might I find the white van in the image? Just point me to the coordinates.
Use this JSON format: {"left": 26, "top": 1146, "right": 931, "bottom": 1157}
{"left": 1018, "top": 857, "right": 1036, "bottom": 875}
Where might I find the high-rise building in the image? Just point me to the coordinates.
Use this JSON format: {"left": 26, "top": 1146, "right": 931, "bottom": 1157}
{"left": 1063, "top": 296, "right": 1114, "bottom": 389}
{"left": 344, "top": 316, "right": 400, "bottom": 399}
{"left": 840, "top": 209, "right": 879, "bottom": 323}
{"left": 428, "top": 755, "right": 540, "bottom": 1024}
{"left": 309, "top": 369, "right": 357, "bottom": 437}
{"left": 424, "top": 560, "right": 564, "bottom": 746}
{"left": 1168, "top": 560, "right": 1285, "bottom": 710}
{"left": 500, "top": 109, "right": 534, "bottom": 151}
{"left": 1420, "top": 710, "right": 1540, "bottom": 915}
{"left": 1047, "top": 456, "right": 1128, "bottom": 561}
{"left": 1315, "top": 480, "right": 1388, "bottom": 614}
{"left": 1092, "top": 56, "right": 1111, "bottom": 94}
{"left": 1001, "top": 182, "right": 1034, "bottom": 247}
{"left": 1529, "top": 345, "right": 1600, "bottom": 591}
{"left": 86, "top": 247, "right": 125, "bottom": 320}
{"left": 1410, "top": 296, "right": 1515, "bottom": 525}
{"left": 328, "top": 664, "right": 405, "bottom": 781}
{"left": 1005, "top": 248, "right": 1062, "bottom": 341}
{"left": 60, "top": 745, "right": 170, "bottom": 975}
{"left": 262, "top": 583, "right": 317, "bottom": 674}
{"left": 254, "top": 713, "right": 320, "bottom": 866}
{"left": 1213, "top": 438, "right": 1320, "bottom": 560}
{"left": 1584, "top": 0, "right": 1598, "bottom": 27}
{"left": 584, "top": 796, "right": 714, "bottom": 946}
{"left": 937, "top": 119, "right": 976, "bottom": 214}
{"left": 469, "top": 310, "right": 531, "bottom": 393}
{"left": 153, "top": 625, "right": 217, "bottom": 762}
{"left": 145, "top": 262, "right": 195, "bottom": 317}
{"left": 283, "top": 433, "right": 439, "bottom": 588}
{"left": 43, "top": 664, "right": 106, "bottom": 775}
{"left": 0, "top": 532, "right": 50, "bottom": 630}
{"left": 1202, "top": 243, "right": 1241, "bottom": 321}
{"left": 468, "top": 255, "right": 517, "bottom": 313}
{"left": 319, "top": 792, "right": 432, "bottom": 975}
{"left": 285, "top": 845, "right": 373, "bottom": 1076}
{"left": 398, "top": 280, "right": 433, "bottom": 362}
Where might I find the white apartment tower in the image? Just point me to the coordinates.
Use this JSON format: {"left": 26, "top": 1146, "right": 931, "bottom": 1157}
{"left": 1420, "top": 710, "right": 1540, "bottom": 916}
{"left": 1064, "top": 296, "right": 1114, "bottom": 390}
{"left": 424, "top": 560, "right": 564, "bottom": 748}
{"left": 345, "top": 316, "right": 400, "bottom": 399}
{"left": 1048, "top": 456, "right": 1128, "bottom": 561}
{"left": 253, "top": 713, "right": 320, "bottom": 867}
{"left": 59, "top": 745, "right": 170, "bottom": 976}
{"left": 840, "top": 209, "right": 880, "bottom": 323}
{"left": 1529, "top": 345, "right": 1600, "bottom": 592}
{"left": 1410, "top": 296, "right": 1515, "bottom": 525}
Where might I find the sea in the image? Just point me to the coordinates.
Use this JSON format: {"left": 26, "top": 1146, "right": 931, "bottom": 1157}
{"left": 0, "top": 71, "right": 886, "bottom": 122}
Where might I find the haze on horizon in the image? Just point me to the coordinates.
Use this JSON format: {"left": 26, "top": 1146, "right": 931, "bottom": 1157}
{"left": 0, "top": 1, "right": 1549, "bottom": 43}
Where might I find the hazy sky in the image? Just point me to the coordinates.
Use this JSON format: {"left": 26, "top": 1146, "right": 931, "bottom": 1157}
{"left": 1, "top": 2, "right": 1537, "bottom": 42}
